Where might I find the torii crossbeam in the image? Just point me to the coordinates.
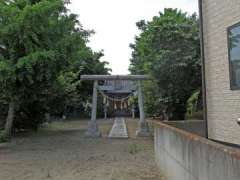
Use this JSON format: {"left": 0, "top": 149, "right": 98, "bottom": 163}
{"left": 81, "top": 75, "right": 151, "bottom": 137}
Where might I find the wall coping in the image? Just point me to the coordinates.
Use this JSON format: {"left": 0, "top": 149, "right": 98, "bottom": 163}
{"left": 150, "top": 120, "right": 240, "bottom": 159}
{"left": 162, "top": 120, "right": 205, "bottom": 123}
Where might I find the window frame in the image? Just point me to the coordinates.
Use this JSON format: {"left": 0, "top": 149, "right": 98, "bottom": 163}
{"left": 227, "top": 21, "right": 240, "bottom": 90}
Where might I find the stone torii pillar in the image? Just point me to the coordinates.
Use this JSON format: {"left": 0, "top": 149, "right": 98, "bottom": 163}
{"left": 85, "top": 80, "right": 101, "bottom": 137}
{"left": 104, "top": 104, "right": 108, "bottom": 119}
{"left": 131, "top": 104, "right": 135, "bottom": 119}
{"left": 136, "top": 80, "right": 150, "bottom": 137}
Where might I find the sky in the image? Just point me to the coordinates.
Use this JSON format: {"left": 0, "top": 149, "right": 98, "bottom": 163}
{"left": 68, "top": 0, "right": 199, "bottom": 75}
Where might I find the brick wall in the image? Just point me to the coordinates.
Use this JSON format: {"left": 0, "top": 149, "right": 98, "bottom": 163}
{"left": 202, "top": 0, "right": 240, "bottom": 144}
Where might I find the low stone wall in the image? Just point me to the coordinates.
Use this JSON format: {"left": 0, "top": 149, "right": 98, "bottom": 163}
{"left": 153, "top": 121, "right": 240, "bottom": 180}
{"left": 163, "top": 120, "right": 206, "bottom": 137}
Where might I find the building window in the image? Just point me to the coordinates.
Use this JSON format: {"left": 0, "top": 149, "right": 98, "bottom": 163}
{"left": 228, "top": 22, "right": 240, "bottom": 89}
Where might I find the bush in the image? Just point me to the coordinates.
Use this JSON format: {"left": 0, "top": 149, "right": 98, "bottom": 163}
{"left": 186, "top": 90, "right": 200, "bottom": 116}
{"left": 0, "top": 131, "right": 8, "bottom": 143}
{"left": 14, "top": 100, "right": 46, "bottom": 131}
{"left": 185, "top": 90, "right": 203, "bottom": 120}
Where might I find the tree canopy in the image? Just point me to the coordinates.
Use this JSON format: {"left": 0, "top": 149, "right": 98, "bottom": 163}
{"left": 129, "top": 8, "right": 202, "bottom": 120}
{"left": 0, "top": 0, "right": 110, "bottom": 136}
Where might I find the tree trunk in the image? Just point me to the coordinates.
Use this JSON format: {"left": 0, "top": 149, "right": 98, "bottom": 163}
{"left": 4, "top": 101, "right": 15, "bottom": 138}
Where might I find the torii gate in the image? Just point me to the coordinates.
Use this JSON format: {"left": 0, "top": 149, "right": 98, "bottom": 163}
{"left": 81, "top": 75, "right": 150, "bottom": 137}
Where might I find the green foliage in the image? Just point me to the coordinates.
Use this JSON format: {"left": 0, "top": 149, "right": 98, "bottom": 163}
{"left": 0, "top": 0, "right": 110, "bottom": 131}
{"left": 186, "top": 90, "right": 200, "bottom": 116}
{"left": 56, "top": 50, "right": 111, "bottom": 119}
{"left": 186, "top": 90, "right": 203, "bottom": 120}
{"left": 130, "top": 8, "right": 202, "bottom": 120}
{"left": 143, "top": 80, "right": 164, "bottom": 117}
{"left": 0, "top": 130, "right": 8, "bottom": 143}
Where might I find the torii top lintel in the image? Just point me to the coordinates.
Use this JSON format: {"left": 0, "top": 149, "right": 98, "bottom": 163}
{"left": 81, "top": 75, "right": 150, "bottom": 81}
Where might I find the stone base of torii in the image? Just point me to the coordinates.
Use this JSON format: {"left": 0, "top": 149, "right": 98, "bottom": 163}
{"left": 81, "top": 75, "right": 151, "bottom": 137}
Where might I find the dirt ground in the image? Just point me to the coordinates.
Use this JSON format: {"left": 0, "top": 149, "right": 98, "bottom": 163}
{"left": 0, "top": 119, "right": 164, "bottom": 180}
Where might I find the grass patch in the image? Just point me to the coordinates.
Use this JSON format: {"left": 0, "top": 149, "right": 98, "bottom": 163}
{"left": 99, "top": 123, "right": 112, "bottom": 137}
{"left": 128, "top": 143, "right": 145, "bottom": 155}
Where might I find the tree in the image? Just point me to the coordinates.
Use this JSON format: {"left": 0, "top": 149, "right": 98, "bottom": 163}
{"left": 129, "top": 8, "right": 202, "bottom": 120}
{"left": 51, "top": 49, "right": 111, "bottom": 119}
{"left": 0, "top": 0, "right": 110, "bottom": 138}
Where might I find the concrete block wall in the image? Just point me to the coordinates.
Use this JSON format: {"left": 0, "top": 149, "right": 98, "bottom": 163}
{"left": 154, "top": 121, "right": 240, "bottom": 180}
{"left": 202, "top": 0, "right": 240, "bottom": 144}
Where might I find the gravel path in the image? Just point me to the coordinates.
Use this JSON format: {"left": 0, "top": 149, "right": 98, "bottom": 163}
{"left": 0, "top": 119, "right": 164, "bottom": 180}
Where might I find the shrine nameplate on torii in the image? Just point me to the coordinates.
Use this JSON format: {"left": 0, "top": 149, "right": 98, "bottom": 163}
{"left": 81, "top": 75, "right": 151, "bottom": 137}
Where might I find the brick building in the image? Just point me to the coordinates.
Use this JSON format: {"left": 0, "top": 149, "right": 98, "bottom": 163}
{"left": 201, "top": 0, "right": 240, "bottom": 145}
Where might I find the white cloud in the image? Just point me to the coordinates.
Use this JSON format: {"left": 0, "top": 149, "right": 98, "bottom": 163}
{"left": 68, "top": 0, "right": 198, "bottom": 74}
